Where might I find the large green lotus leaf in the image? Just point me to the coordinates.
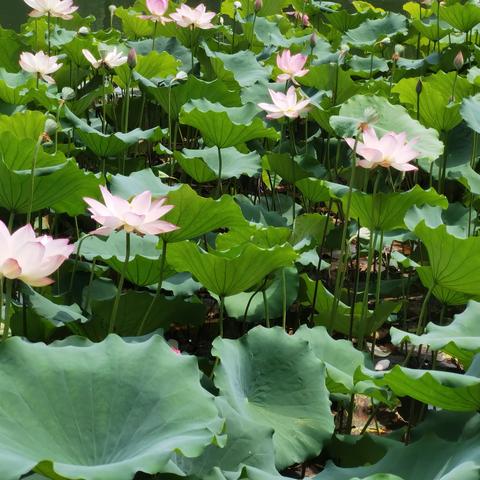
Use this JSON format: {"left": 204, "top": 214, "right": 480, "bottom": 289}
{"left": 330, "top": 95, "right": 443, "bottom": 163}
{"left": 169, "top": 397, "right": 281, "bottom": 480}
{"left": 294, "top": 326, "right": 367, "bottom": 394}
{"left": 65, "top": 107, "right": 158, "bottom": 157}
{"left": 301, "top": 275, "right": 399, "bottom": 338}
{"left": 0, "top": 109, "right": 45, "bottom": 140}
{"left": 116, "top": 50, "right": 179, "bottom": 88}
{"left": 323, "top": 10, "right": 371, "bottom": 32}
{"left": 413, "top": 221, "right": 480, "bottom": 297}
{"left": 358, "top": 365, "right": 480, "bottom": 411}
{"left": 212, "top": 326, "right": 334, "bottom": 470}
{"left": 0, "top": 28, "right": 24, "bottom": 73}
{"left": 248, "top": 17, "right": 314, "bottom": 48}
{"left": 202, "top": 45, "right": 271, "bottom": 89}
{"left": 390, "top": 300, "right": 480, "bottom": 368}
{"left": 0, "top": 335, "right": 222, "bottom": 480}
{"left": 346, "top": 186, "right": 447, "bottom": 231}
{"left": 296, "top": 178, "right": 344, "bottom": 203}
{"left": 139, "top": 76, "right": 241, "bottom": 120}
{"left": 411, "top": 17, "right": 452, "bottom": 42}
{"left": 0, "top": 135, "right": 100, "bottom": 216}
{"left": 167, "top": 242, "right": 297, "bottom": 297}
{"left": 292, "top": 213, "right": 334, "bottom": 250}
{"left": 264, "top": 153, "right": 311, "bottom": 184}
{"left": 215, "top": 224, "right": 292, "bottom": 251}
{"left": 0, "top": 69, "right": 47, "bottom": 105}
{"left": 342, "top": 13, "right": 408, "bottom": 47}
{"left": 88, "top": 291, "right": 206, "bottom": 338}
{"left": 115, "top": 6, "right": 155, "bottom": 37}
{"left": 175, "top": 146, "right": 261, "bottom": 182}
{"left": 461, "top": 94, "right": 480, "bottom": 134}
{"left": 315, "top": 425, "right": 480, "bottom": 479}
{"left": 110, "top": 169, "right": 175, "bottom": 198}
{"left": 18, "top": 285, "right": 88, "bottom": 327}
{"left": 441, "top": 2, "right": 480, "bottom": 32}
{"left": 162, "top": 184, "right": 246, "bottom": 243}
{"left": 224, "top": 267, "right": 299, "bottom": 322}
{"left": 80, "top": 232, "right": 175, "bottom": 287}
{"left": 393, "top": 72, "right": 472, "bottom": 132}
{"left": 179, "top": 100, "right": 279, "bottom": 148}
{"left": 301, "top": 64, "right": 359, "bottom": 107}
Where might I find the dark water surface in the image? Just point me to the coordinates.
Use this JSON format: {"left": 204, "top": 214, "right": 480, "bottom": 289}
{"left": 4, "top": 1, "right": 403, "bottom": 30}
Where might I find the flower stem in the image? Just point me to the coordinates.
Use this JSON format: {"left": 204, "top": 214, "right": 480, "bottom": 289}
{"left": 218, "top": 295, "right": 225, "bottom": 337}
{"left": 328, "top": 138, "right": 358, "bottom": 333}
{"left": 2, "top": 279, "right": 13, "bottom": 341}
{"left": 26, "top": 135, "right": 43, "bottom": 226}
{"left": 136, "top": 241, "right": 168, "bottom": 336}
{"left": 109, "top": 232, "right": 131, "bottom": 334}
{"left": 282, "top": 268, "right": 287, "bottom": 329}
{"left": 152, "top": 21, "right": 158, "bottom": 51}
{"left": 216, "top": 146, "right": 223, "bottom": 196}
{"left": 47, "top": 12, "right": 51, "bottom": 56}
{"left": 262, "top": 288, "right": 270, "bottom": 327}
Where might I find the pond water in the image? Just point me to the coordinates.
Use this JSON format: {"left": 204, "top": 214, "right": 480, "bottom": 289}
{"left": 2, "top": 1, "right": 402, "bottom": 30}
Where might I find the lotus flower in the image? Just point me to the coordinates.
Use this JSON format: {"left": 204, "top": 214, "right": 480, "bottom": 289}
{"left": 170, "top": 3, "right": 215, "bottom": 29}
{"left": 258, "top": 86, "right": 311, "bottom": 120}
{"left": 82, "top": 47, "right": 128, "bottom": 69}
{"left": 24, "top": 0, "right": 78, "bottom": 19}
{"left": 140, "top": 0, "right": 171, "bottom": 24}
{"left": 345, "top": 127, "right": 419, "bottom": 172}
{"left": 276, "top": 49, "right": 309, "bottom": 85}
{"left": 0, "top": 222, "right": 74, "bottom": 287}
{"left": 19, "top": 51, "right": 62, "bottom": 84}
{"left": 84, "top": 186, "right": 179, "bottom": 236}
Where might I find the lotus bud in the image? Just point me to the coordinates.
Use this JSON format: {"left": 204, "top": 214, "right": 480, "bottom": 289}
{"left": 234, "top": 1, "right": 242, "bottom": 9}
{"left": 454, "top": 50, "right": 464, "bottom": 71}
{"left": 219, "top": 16, "right": 224, "bottom": 25}
{"left": 379, "top": 36, "right": 391, "bottom": 46}
{"left": 44, "top": 118, "right": 57, "bottom": 137}
{"left": 310, "top": 32, "right": 317, "bottom": 49}
{"left": 254, "top": 0, "right": 262, "bottom": 12}
{"left": 127, "top": 48, "right": 137, "bottom": 69}
{"left": 77, "top": 26, "right": 90, "bottom": 36}
{"left": 416, "top": 78, "right": 423, "bottom": 95}
{"left": 108, "top": 4, "right": 116, "bottom": 15}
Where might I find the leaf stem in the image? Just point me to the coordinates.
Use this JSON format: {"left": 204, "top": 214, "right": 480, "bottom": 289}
{"left": 109, "top": 232, "right": 131, "bottom": 334}
{"left": 2, "top": 279, "right": 13, "bottom": 341}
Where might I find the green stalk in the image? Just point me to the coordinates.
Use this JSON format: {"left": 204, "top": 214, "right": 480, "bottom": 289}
{"left": 68, "top": 234, "right": 94, "bottom": 297}
{"left": 137, "top": 241, "right": 168, "bottom": 336}
{"left": 26, "top": 135, "right": 43, "bottom": 226}
{"left": 282, "top": 268, "right": 287, "bottom": 330}
{"left": 218, "top": 295, "right": 225, "bottom": 337}
{"left": 152, "top": 21, "right": 158, "bottom": 51}
{"left": 102, "top": 73, "right": 107, "bottom": 134}
{"left": 262, "top": 288, "right": 270, "bottom": 328}
{"left": 403, "top": 284, "right": 434, "bottom": 366}
{"left": 328, "top": 138, "right": 359, "bottom": 333}
{"left": 47, "top": 12, "right": 51, "bottom": 56}
{"left": 109, "top": 232, "right": 131, "bottom": 334}
{"left": 2, "top": 279, "right": 13, "bottom": 341}
{"left": 288, "top": 121, "right": 298, "bottom": 222}
{"left": 216, "top": 146, "right": 223, "bottom": 196}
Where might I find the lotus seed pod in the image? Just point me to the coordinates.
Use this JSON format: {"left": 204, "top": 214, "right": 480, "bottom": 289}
{"left": 108, "top": 4, "right": 116, "bottom": 14}
{"left": 234, "top": 1, "right": 242, "bottom": 9}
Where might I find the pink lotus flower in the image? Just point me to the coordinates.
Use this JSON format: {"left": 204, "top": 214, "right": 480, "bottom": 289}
{"left": 140, "top": 0, "right": 171, "bottom": 24}
{"left": 345, "top": 127, "right": 420, "bottom": 172}
{"left": 84, "top": 186, "right": 179, "bottom": 236}
{"left": 258, "top": 86, "right": 311, "bottom": 120}
{"left": 24, "top": 0, "right": 78, "bottom": 19}
{"left": 0, "top": 222, "right": 74, "bottom": 287}
{"left": 19, "top": 51, "right": 62, "bottom": 84}
{"left": 286, "top": 10, "right": 310, "bottom": 26}
{"left": 82, "top": 47, "right": 128, "bottom": 69}
{"left": 276, "top": 50, "right": 309, "bottom": 85}
{"left": 170, "top": 3, "right": 215, "bottom": 29}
